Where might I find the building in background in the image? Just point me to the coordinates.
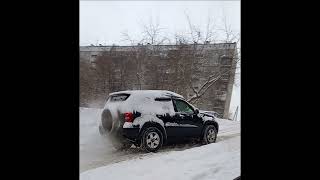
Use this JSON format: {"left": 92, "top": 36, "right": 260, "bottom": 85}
{"left": 80, "top": 43, "right": 237, "bottom": 118}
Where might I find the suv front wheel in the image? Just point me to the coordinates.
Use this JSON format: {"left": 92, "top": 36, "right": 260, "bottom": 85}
{"left": 202, "top": 125, "right": 217, "bottom": 144}
{"left": 141, "top": 127, "right": 163, "bottom": 152}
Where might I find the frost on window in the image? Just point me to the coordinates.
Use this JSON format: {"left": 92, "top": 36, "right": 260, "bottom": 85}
{"left": 159, "top": 100, "right": 174, "bottom": 113}
{"left": 109, "top": 94, "right": 130, "bottom": 102}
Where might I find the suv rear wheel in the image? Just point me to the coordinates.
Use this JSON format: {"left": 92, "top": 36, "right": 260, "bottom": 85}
{"left": 141, "top": 127, "right": 163, "bottom": 152}
{"left": 202, "top": 125, "right": 217, "bottom": 144}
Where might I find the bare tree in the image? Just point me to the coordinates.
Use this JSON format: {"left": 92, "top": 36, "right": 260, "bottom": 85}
{"left": 187, "top": 56, "right": 240, "bottom": 103}
{"left": 121, "top": 18, "right": 170, "bottom": 89}
{"left": 172, "top": 13, "right": 241, "bottom": 104}
{"left": 119, "top": 14, "right": 240, "bottom": 107}
{"left": 80, "top": 58, "right": 96, "bottom": 107}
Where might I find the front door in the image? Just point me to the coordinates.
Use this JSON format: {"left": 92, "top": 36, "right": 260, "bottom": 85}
{"left": 172, "top": 99, "right": 203, "bottom": 138}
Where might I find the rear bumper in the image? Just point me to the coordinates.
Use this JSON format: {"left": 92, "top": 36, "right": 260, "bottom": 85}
{"left": 122, "top": 127, "right": 140, "bottom": 141}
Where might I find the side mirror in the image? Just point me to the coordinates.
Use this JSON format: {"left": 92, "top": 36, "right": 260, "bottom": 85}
{"left": 194, "top": 108, "right": 199, "bottom": 114}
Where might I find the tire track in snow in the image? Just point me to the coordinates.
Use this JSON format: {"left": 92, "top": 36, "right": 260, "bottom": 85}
{"left": 80, "top": 108, "right": 240, "bottom": 173}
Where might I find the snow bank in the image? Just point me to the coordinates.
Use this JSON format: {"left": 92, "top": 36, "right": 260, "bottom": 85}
{"left": 80, "top": 135, "right": 240, "bottom": 180}
{"left": 80, "top": 107, "right": 104, "bottom": 150}
{"left": 80, "top": 107, "right": 116, "bottom": 172}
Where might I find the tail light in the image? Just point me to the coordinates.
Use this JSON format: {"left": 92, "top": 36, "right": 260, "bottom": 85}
{"left": 124, "top": 112, "right": 134, "bottom": 122}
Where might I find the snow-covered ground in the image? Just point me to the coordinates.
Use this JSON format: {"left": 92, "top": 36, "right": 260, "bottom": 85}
{"left": 80, "top": 107, "right": 240, "bottom": 180}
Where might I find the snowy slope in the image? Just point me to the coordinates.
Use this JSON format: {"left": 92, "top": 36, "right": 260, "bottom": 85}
{"left": 80, "top": 107, "right": 240, "bottom": 179}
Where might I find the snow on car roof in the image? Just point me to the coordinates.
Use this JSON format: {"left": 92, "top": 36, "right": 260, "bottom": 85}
{"left": 109, "top": 90, "right": 184, "bottom": 99}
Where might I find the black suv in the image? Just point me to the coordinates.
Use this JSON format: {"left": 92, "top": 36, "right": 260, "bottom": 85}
{"left": 99, "top": 90, "right": 219, "bottom": 152}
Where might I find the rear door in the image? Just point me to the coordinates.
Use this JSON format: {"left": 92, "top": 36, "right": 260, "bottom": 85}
{"left": 172, "top": 99, "right": 203, "bottom": 137}
{"left": 154, "top": 98, "right": 180, "bottom": 138}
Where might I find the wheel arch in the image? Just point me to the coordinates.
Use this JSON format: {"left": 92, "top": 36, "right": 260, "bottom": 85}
{"left": 201, "top": 120, "right": 219, "bottom": 137}
{"left": 139, "top": 122, "right": 167, "bottom": 144}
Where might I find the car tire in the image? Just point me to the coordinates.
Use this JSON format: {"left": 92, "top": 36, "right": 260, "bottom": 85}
{"left": 202, "top": 125, "right": 217, "bottom": 144}
{"left": 141, "top": 127, "right": 163, "bottom": 152}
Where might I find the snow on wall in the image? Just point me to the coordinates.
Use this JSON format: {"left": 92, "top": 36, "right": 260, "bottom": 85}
{"left": 80, "top": 43, "right": 236, "bottom": 52}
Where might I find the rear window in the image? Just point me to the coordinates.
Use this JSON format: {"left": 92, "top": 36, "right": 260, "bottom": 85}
{"left": 109, "top": 94, "right": 130, "bottom": 102}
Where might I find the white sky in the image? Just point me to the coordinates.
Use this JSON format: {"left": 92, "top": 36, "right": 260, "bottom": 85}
{"left": 80, "top": 1, "right": 240, "bottom": 46}
{"left": 80, "top": 0, "right": 240, "bottom": 120}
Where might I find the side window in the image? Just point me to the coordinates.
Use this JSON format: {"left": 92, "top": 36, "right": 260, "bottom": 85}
{"left": 155, "top": 97, "right": 175, "bottom": 114}
{"left": 173, "top": 99, "right": 194, "bottom": 113}
{"left": 108, "top": 94, "right": 130, "bottom": 102}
